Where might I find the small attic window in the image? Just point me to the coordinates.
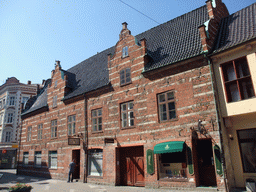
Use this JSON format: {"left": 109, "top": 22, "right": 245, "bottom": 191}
{"left": 54, "top": 80, "right": 58, "bottom": 88}
{"left": 122, "top": 46, "right": 128, "bottom": 58}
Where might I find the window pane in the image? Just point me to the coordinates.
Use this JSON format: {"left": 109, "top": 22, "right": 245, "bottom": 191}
{"left": 160, "top": 104, "right": 166, "bottom": 112}
{"left": 93, "top": 125, "right": 97, "bottom": 132}
{"left": 122, "top": 112, "right": 127, "bottom": 120}
{"left": 122, "top": 120, "right": 127, "bottom": 127}
{"left": 98, "top": 109, "right": 102, "bottom": 116}
{"left": 240, "top": 79, "right": 255, "bottom": 99}
{"left": 92, "top": 118, "right": 97, "bottom": 125}
{"left": 167, "top": 92, "right": 174, "bottom": 100}
{"left": 98, "top": 124, "right": 102, "bottom": 131}
{"left": 159, "top": 94, "right": 165, "bottom": 102}
{"left": 160, "top": 112, "right": 167, "bottom": 121}
{"left": 128, "top": 102, "right": 133, "bottom": 110}
{"left": 236, "top": 58, "right": 250, "bottom": 78}
{"left": 129, "top": 119, "right": 134, "bottom": 126}
{"left": 168, "top": 102, "right": 175, "bottom": 110}
{"left": 227, "top": 83, "right": 240, "bottom": 102}
{"left": 169, "top": 110, "right": 176, "bottom": 119}
{"left": 92, "top": 110, "right": 97, "bottom": 117}
{"left": 223, "top": 63, "right": 236, "bottom": 81}
{"left": 98, "top": 117, "right": 102, "bottom": 124}
{"left": 121, "top": 104, "right": 126, "bottom": 111}
{"left": 129, "top": 111, "right": 134, "bottom": 118}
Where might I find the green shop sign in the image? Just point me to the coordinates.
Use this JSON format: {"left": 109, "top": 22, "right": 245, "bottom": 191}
{"left": 146, "top": 149, "right": 154, "bottom": 175}
{"left": 214, "top": 145, "right": 223, "bottom": 176}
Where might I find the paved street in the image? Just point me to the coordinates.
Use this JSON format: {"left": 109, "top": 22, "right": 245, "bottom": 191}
{"left": 0, "top": 169, "right": 222, "bottom": 192}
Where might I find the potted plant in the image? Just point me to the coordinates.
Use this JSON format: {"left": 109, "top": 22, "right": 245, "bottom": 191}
{"left": 9, "top": 183, "right": 33, "bottom": 192}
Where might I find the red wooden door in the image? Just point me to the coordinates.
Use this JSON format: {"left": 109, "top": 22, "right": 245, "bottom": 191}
{"left": 135, "top": 156, "right": 144, "bottom": 186}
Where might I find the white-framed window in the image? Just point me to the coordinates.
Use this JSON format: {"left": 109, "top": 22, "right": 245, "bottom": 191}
{"left": 122, "top": 46, "right": 128, "bottom": 58}
{"left": 121, "top": 101, "right": 134, "bottom": 128}
{"left": 38, "top": 124, "right": 43, "bottom": 140}
{"left": 34, "top": 151, "right": 42, "bottom": 167}
{"left": 88, "top": 149, "right": 103, "bottom": 176}
{"left": 53, "top": 95, "right": 57, "bottom": 107}
{"left": 49, "top": 151, "right": 57, "bottom": 169}
{"left": 27, "top": 126, "right": 32, "bottom": 141}
{"left": 68, "top": 115, "right": 76, "bottom": 135}
{"left": 5, "top": 131, "right": 11, "bottom": 142}
{"left": 23, "top": 152, "right": 29, "bottom": 166}
{"left": 51, "top": 120, "right": 57, "bottom": 138}
{"left": 9, "top": 97, "right": 15, "bottom": 106}
{"left": 7, "top": 113, "right": 13, "bottom": 123}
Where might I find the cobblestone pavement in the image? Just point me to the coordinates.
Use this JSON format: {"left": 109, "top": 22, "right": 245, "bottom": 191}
{"left": 0, "top": 169, "right": 226, "bottom": 192}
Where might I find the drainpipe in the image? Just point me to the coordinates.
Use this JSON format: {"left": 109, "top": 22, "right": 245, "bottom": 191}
{"left": 205, "top": 54, "right": 229, "bottom": 192}
{"left": 17, "top": 114, "right": 23, "bottom": 175}
{"left": 83, "top": 95, "right": 88, "bottom": 183}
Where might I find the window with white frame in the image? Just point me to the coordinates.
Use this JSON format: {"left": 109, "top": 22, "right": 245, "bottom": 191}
{"left": 49, "top": 151, "right": 57, "bottom": 169}
{"left": 121, "top": 101, "right": 134, "bottom": 128}
{"left": 34, "top": 151, "right": 42, "bottom": 167}
{"left": 38, "top": 124, "right": 43, "bottom": 140}
{"left": 53, "top": 95, "right": 57, "bottom": 107}
{"left": 27, "top": 126, "right": 32, "bottom": 141}
{"left": 7, "top": 113, "right": 13, "bottom": 123}
{"left": 88, "top": 149, "right": 103, "bottom": 176}
{"left": 51, "top": 120, "right": 57, "bottom": 138}
{"left": 23, "top": 152, "right": 29, "bottom": 166}
{"left": 5, "top": 131, "right": 11, "bottom": 142}
{"left": 68, "top": 115, "right": 76, "bottom": 135}
{"left": 122, "top": 46, "right": 128, "bottom": 58}
{"left": 9, "top": 97, "right": 15, "bottom": 106}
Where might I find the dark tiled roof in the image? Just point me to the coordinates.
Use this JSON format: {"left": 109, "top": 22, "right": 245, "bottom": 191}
{"left": 213, "top": 3, "right": 256, "bottom": 54}
{"left": 21, "top": 79, "right": 51, "bottom": 116}
{"left": 25, "top": 5, "right": 209, "bottom": 112}
{"left": 138, "top": 5, "right": 209, "bottom": 72}
{"left": 64, "top": 5, "right": 208, "bottom": 99}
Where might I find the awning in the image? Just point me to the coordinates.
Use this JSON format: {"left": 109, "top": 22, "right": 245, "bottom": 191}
{"left": 154, "top": 141, "right": 185, "bottom": 154}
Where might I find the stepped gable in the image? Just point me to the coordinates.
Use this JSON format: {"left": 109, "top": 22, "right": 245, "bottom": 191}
{"left": 213, "top": 3, "right": 256, "bottom": 54}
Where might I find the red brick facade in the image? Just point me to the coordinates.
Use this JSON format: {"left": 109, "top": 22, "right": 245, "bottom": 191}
{"left": 18, "top": 1, "right": 230, "bottom": 190}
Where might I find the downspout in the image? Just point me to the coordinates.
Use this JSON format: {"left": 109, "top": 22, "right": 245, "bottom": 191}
{"left": 83, "top": 95, "right": 88, "bottom": 183}
{"left": 205, "top": 54, "right": 229, "bottom": 192}
{"left": 17, "top": 114, "right": 23, "bottom": 175}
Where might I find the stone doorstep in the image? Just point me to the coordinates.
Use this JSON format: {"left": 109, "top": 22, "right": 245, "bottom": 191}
{"left": 158, "top": 186, "right": 222, "bottom": 192}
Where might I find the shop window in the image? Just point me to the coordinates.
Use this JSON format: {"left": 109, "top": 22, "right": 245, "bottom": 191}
{"left": 121, "top": 101, "right": 134, "bottom": 128}
{"left": 221, "top": 57, "right": 255, "bottom": 102}
{"left": 34, "top": 151, "right": 42, "bottom": 167}
{"left": 237, "top": 129, "right": 256, "bottom": 173}
{"left": 27, "top": 126, "right": 32, "bottom": 142}
{"left": 158, "top": 91, "right": 176, "bottom": 122}
{"left": 68, "top": 115, "right": 76, "bottom": 135}
{"left": 49, "top": 151, "right": 57, "bottom": 169}
{"left": 23, "top": 152, "right": 29, "bottom": 166}
{"left": 38, "top": 124, "right": 43, "bottom": 140}
{"left": 51, "top": 120, "right": 57, "bottom": 138}
{"left": 120, "top": 68, "right": 131, "bottom": 86}
{"left": 88, "top": 149, "right": 103, "bottom": 176}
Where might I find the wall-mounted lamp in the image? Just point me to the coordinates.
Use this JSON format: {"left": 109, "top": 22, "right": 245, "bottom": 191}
{"left": 229, "top": 134, "right": 234, "bottom": 140}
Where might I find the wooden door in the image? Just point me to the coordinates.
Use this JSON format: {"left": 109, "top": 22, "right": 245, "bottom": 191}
{"left": 120, "top": 146, "right": 144, "bottom": 186}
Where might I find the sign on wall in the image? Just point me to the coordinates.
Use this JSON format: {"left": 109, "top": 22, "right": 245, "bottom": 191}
{"left": 146, "top": 149, "right": 154, "bottom": 175}
{"left": 68, "top": 138, "right": 80, "bottom": 145}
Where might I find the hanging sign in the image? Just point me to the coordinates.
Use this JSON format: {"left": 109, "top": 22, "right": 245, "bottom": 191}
{"left": 214, "top": 145, "right": 223, "bottom": 176}
{"left": 68, "top": 138, "right": 80, "bottom": 145}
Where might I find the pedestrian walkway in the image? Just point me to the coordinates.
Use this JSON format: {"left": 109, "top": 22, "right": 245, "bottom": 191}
{"left": 0, "top": 169, "right": 230, "bottom": 192}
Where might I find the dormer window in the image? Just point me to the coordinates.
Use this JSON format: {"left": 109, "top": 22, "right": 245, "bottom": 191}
{"left": 122, "top": 46, "right": 128, "bottom": 58}
{"left": 120, "top": 68, "right": 131, "bottom": 86}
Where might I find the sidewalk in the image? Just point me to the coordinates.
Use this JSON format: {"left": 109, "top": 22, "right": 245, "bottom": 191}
{"left": 0, "top": 169, "right": 223, "bottom": 192}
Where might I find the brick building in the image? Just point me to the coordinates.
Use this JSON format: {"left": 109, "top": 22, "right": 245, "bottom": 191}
{"left": 18, "top": 0, "right": 230, "bottom": 190}
{"left": 0, "top": 77, "right": 38, "bottom": 168}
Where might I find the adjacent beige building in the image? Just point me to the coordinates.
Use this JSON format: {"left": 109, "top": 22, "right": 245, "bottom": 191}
{"left": 211, "top": 3, "right": 256, "bottom": 190}
{"left": 0, "top": 77, "right": 38, "bottom": 168}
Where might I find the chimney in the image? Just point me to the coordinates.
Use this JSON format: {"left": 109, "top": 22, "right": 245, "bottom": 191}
{"left": 27, "top": 80, "right": 31, "bottom": 85}
{"left": 122, "top": 22, "right": 128, "bottom": 30}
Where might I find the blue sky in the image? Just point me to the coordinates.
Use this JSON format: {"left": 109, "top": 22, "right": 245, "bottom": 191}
{"left": 0, "top": 0, "right": 254, "bottom": 85}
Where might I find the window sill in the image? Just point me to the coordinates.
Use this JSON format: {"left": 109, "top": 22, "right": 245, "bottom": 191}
{"left": 49, "top": 167, "right": 58, "bottom": 170}
{"left": 159, "top": 118, "right": 178, "bottom": 123}
{"left": 121, "top": 55, "right": 129, "bottom": 59}
{"left": 121, "top": 126, "right": 136, "bottom": 130}
{"left": 226, "top": 96, "right": 256, "bottom": 103}
{"left": 120, "top": 82, "right": 132, "bottom": 87}
{"left": 92, "top": 130, "right": 103, "bottom": 134}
